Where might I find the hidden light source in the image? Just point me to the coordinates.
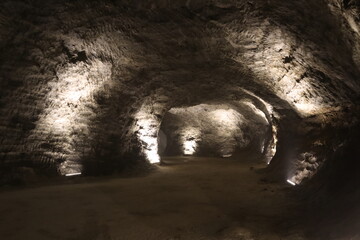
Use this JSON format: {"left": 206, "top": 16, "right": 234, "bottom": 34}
{"left": 65, "top": 172, "right": 82, "bottom": 177}
{"left": 287, "top": 179, "right": 296, "bottom": 186}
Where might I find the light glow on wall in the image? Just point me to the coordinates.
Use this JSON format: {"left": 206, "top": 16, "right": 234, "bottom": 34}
{"left": 145, "top": 148, "right": 161, "bottom": 164}
{"left": 241, "top": 89, "right": 274, "bottom": 115}
{"left": 132, "top": 94, "right": 169, "bottom": 164}
{"left": 241, "top": 100, "right": 269, "bottom": 124}
{"left": 139, "top": 134, "right": 161, "bottom": 163}
{"left": 64, "top": 89, "right": 86, "bottom": 102}
{"left": 184, "top": 140, "right": 197, "bottom": 155}
{"left": 210, "top": 109, "right": 240, "bottom": 132}
{"left": 181, "top": 127, "right": 201, "bottom": 155}
{"left": 275, "top": 72, "right": 330, "bottom": 117}
{"left": 261, "top": 140, "right": 265, "bottom": 153}
{"left": 134, "top": 112, "right": 161, "bottom": 164}
{"left": 264, "top": 124, "right": 278, "bottom": 165}
{"left": 136, "top": 119, "right": 161, "bottom": 164}
{"left": 289, "top": 152, "right": 322, "bottom": 185}
{"left": 29, "top": 60, "right": 113, "bottom": 175}
{"left": 226, "top": 26, "right": 337, "bottom": 117}
{"left": 270, "top": 125, "right": 278, "bottom": 162}
{"left": 169, "top": 104, "right": 251, "bottom": 157}
{"left": 209, "top": 108, "right": 245, "bottom": 155}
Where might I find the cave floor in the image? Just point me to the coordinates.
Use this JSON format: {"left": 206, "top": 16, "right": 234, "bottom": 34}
{"left": 0, "top": 156, "right": 308, "bottom": 240}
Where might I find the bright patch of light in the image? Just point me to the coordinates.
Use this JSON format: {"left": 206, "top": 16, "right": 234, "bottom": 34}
{"left": 241, "top": 100, "right": 269, "bottom": 124}
{"left": 293, "top": 103, "right": 322, "bottom": 116}
{"left": 271, "top": 125, "right": 278, "bottom": 154}
{"left": 260, "top": 140, "right": 265, "bottom": 153}
{"left": 212, "top": 109, "right": 232, "bottom": 122}
{"left": 30, "top": 60, "right": 113, "bottom": 175}
{"left": 287, "top": 179, "right": 296, "bottom": 186}
{"left": 65, "top": 172, "right": 81, "bottom": 177}
{"left": 145, "top": 149, "right": 160, "bottom": 164}
{"left": 222, "top": 154, "right": 232, "bottom": 158}
{"left": 210, "top": 109, "right": 240, "bottom": 128}
{"left": 54, "top": 117, "right": 69, "bottom": 125}
{"left": 170, "top": 104, "right": 247, "bottom": 156}
{"left": 241, "top": 89, "right": 274, "bottom": 112}
{"left": 134, "top": 111, "right": 161, "bottom": 164}
{"left": 139, "top": 135, "right": 161, "bottom": 163}
{"left": 209, "top": 108, "right": 245, "bottom": 155}
{"left": 181, "top": 127, "right": 201, "bottom": 155}
{"left": 184, "top": 140, "right": 197, "bottom": 155}
{"left": 278, "top": 77, "right": 332, "bottom": 117}
{"left": 64, "top": 90, "right": 85, "bottom": 102}
{"left": 265, "top": 124, "right": 278, "bottom": 164}
{"left": 345, "top": 14, "right": 360, "bottom": 34}
{"left": 228, "top": 26, "right": 333, "bottom": 117}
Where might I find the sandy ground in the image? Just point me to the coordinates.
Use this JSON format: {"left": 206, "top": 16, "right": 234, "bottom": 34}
{"left": 0, "top": 156, "right": 307, "bottom": 240}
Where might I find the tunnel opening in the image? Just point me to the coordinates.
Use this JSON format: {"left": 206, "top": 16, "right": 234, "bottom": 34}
{"left": 158, "top": 102, "right": 278, "bottom": 165}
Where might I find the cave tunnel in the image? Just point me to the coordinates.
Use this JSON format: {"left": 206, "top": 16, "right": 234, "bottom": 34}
{"left": 0, "top": 0, "right": 360, "bottom": 239}
{"left": 158, "top": 101, "right": 275, "bottom": 159}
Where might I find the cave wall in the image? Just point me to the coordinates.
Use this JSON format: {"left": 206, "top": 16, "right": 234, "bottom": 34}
{"left": 160, "top": 102, "right": 271, "bottom": 157}
{"left": 0, "top": 0, "right": 359, "bottom": 181}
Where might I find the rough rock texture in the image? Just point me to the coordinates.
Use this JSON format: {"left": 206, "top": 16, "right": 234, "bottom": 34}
{"left": 0, "top": 0, "right": 359, "bottom": 192}
{"left": 160, "top": 102, "right": 271, "bottom": 157}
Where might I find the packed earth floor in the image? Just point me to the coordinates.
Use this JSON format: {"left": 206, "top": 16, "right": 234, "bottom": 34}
{"left": 1, "top": 154, "right": 345, "bottom": 240}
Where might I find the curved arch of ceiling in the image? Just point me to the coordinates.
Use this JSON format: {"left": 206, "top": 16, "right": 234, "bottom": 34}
{"left": 0, "top": 0, "right": 358, "bottom": 185}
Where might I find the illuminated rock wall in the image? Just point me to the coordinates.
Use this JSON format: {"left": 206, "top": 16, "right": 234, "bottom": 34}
{"left": 161, "top": 102, "right": 271, "bottom": 157}
{"left": 0, "top": 0, "right": 359, "bottom": 180}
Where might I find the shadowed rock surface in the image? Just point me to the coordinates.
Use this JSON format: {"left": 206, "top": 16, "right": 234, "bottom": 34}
{"left": 0, "top": 1, "right": 359, "bottom": 239}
